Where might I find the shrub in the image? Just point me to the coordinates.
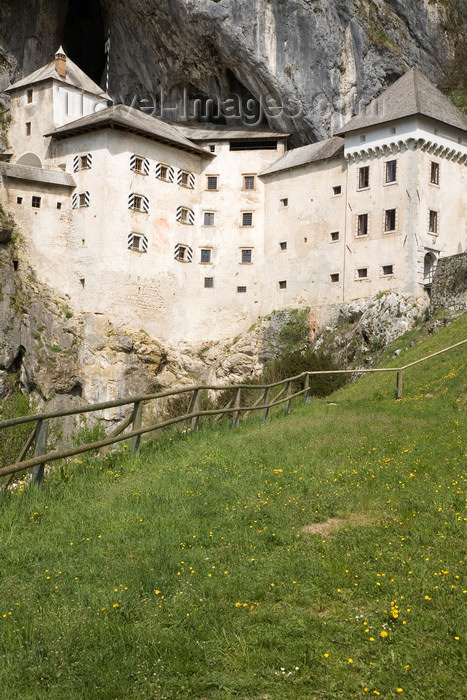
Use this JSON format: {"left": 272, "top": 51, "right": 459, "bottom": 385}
{"left": 0, "top": 391, "right": 33, "bottom": 470}
{"left": 263, "top": 346, "right": 349, "bottom": 397}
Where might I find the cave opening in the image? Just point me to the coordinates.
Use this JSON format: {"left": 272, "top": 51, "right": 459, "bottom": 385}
{"left": 63, "top": 0, "right": 106, "bottom": 86}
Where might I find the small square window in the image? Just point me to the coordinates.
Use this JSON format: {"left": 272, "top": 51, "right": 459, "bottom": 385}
{"left": 204, "top": 212, "right": 215, "bottom": 227}
{"left": 429, "top": 210, "right": 438, "bottom": 234}
{"left": 204, "top": 277, "right": 214, "bottom": 288}
{"left": 159, "top": 165, "right": 169, "bottom": 181}
{"left": 384, "top": 209, "right": 396, "bottom": 232}
{"left": 330, "top": 273, "right": 340, "bottom": 283}
{"left": 80, "top": 278, "right": 85, "bottom": 288}
{"left": 358, "top": 166, "right": 369, "bottom": 189}
{"left": 385, "top": 160, "right": 397, "bottom": 184}
{"left": 237, "top": 286, "right": 247, "bottom": 293}
{"left": 26, "top": 88, "right": 34, "bottom": 104}
{"left": 357, "top": 268, "right": 368, "bottom": 279}
{"left": 180, "top": 172, "right": 189, "bottom": 187}
{"left": 207, "top": 176, "right": 218, "bottom": 191}
{"left": 180, "top": 208, "right": 189, "bottom": 223}
{"left": 390, "top": 127, "right": 396, "bottom": 135}
{"left": 209, "top": 145, "right": 216, "bottom": 153}
{"left": 242, "top": 212, "right": 253, "bottom": 227}
{"left": 280, "top": 241, "right": 287, "bottom": 250}
{"left": 431, "top": 162, "right": 440, "bottom": 185}
{"left": 57, "top": 202, "right": 62, "bottom": 210}
{"left": 332, "top": 185, "right": 342, "bottom": 196}
{"left": 360, "top": 135, "right": 366, "bottom": 143}
{"left": 280, "top": 197, "right": 288, "bottom": 207}
{"left": 200, "top": 249, "right": 212, "bottom": 264}
{"left": 79, "top": 193, "right": 87, "bottom": 208}
{"left": 241, "top": 249, "right": 252, "bottom": 264}
{"left": 80, "top": 155, "right": 89, "bottom": 170}
{"left": 129, "top": 234, "right": 147, "bottom": 252}
{"left": 382, "top": 264, "right": 394, "bottom": 276}
{"left": 16, "top": 196, "right": 23, "bottom": 205}
{"left": 26, "top": 122, "right": 31, "bottom": 136}
{"left": 330, "top": 231, "right": 340, "bottom": 242}
{"left": 279, "top": 280, "right": 287, "bottom": 289}
{"left": 32, "top": 196, "right": 41, "bottom": 208}
{"left": 133, "top": 156, "right": 144, "bottom": 173}
{"left": 357, "top": 213, "right": 369, "bottom": 237}
{"left": 243, "top": 176, "right": 255, "bottom": 190}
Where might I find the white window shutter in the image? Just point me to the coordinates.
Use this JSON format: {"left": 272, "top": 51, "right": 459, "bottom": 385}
{"left": 128, "top": 233, "right": 134, "bottom": 249}
{"left": 141, "top": 235, "right": 148, "bottom": 252}
{"left": 189, "top": 173, "right": 195, "bottom": 189}
{"left": 142, "top": 196, "right": 149, "bottom": 213}
{"left": 176, "top": 206, "right": 182, "bottom": 222}
{"left": 130, "top": 154, "right": 136, "bottom": 171}
{"left": 73, "top": 156, "right": 79, "bottom": 172}
{"left": 72, "top": 193, "right": 78, "bottom": 209}
{"left": 155, "top": 163, "right": 162, "bottom": 179}
{"left": 169, "top": 167, "right": 175, "bottom": 183}
{"left": 84, "top": 191, "right": 90, "bottom": 207}
{"left": 128, "top": 194, "right": 135, "bottom": 209}
{"left": 87, "top": 154, "right": 93, "bottom": 169}
{"left": 188, "top": 209, "right": 195, "bottom": 225}
{"left": 177, "top": 170, "right": 183, "bottom": 185}
{"left": 143, "top": 159, "right": 150, "bottom": 176}
{"left": 174, "top": 243, "right": 181, "bottom": 260}
{"left": 186, "top": 246, "right": 193, "bottom": 262}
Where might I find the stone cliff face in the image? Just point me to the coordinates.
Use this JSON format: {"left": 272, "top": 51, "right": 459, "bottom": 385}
{"left": 0, "top": 0, "right": 459, "bottom": 143}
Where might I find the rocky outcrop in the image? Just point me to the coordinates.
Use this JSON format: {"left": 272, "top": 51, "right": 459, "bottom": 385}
{"left": 430, "top": 253, "right": 467, "bottom": 315}
{"left": 0, "top": 0, "right": 459, "bottom": 144}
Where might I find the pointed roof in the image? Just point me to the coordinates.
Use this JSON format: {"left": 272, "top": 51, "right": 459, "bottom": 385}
{"left": 5, "top": 50, "right": 112, "bottom": 102}
{"left": 260, "top": 137, "right": 344, "bottom": 177}
{"left": 336, "top": 67, "right": 467, "bottom": 135}
{"left": 45, "top": 104, "right": 211, "bottom": 156}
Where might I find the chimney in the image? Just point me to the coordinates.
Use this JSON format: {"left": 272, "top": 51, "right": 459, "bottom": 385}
{"left": 55, "top": 46, "right": 67, "bottom": 78}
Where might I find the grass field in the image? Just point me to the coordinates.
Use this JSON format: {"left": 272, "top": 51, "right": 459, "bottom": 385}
{"left": 0, "top": 315, "right": 466, "bottom": 699}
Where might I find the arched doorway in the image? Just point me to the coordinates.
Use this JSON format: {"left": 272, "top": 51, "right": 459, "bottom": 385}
{"left": 424, "top": 252, "right": 436, "bottom": 286}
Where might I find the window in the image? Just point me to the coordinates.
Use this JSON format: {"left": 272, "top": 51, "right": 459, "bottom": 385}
{"left": 330, "top": 231, "right": 340, "bottom": 242}
{"left": 429, "top": 210, "right": 438, "bottom": 234}
{"left": 156, "top": 163, "right": 173, "bottom": 182}
{"left": 26, "top": 122, "right": 31, "bottom": 136}
{"left": 384, "top": 209, "right": 396, "bottom": 233}
{"left": 243, "top": 175, "right": 255, "bottom": 190}
{"left": 204, "top": 277, "right": 214, "bottom": 288}
{"left": 241, "top": 249, "right": 252, "bottom": 264}
{"left": 73, "top": 154, "right": 92, "bottom": 171}
{"left": 431, "top": 162, "right": 440, "bottom": 185}
{"left": 204, "top": 212, "right": 215, "bottom": 226}
{"left": 242, "top": 212, "right": 253, "bottom": 227}
{"left": 357, "top": 268, "right": 368, "bottom": 279}
{"left": 79, "top": 193, "right": 87, "bottom": 208}
{"left": 128, "top": 194, "right": 149, "bottom": 213}
{"left": 57, "top": 202, "right": 62, "bottom": 210}
{"left": 209, "top": 145, "right": 216, "bottom": 153}
{"left": 207, "top": 175, "right": 218, "bottom": 191}
{"left": 360, "top": 135, "right": 366, "bottom": 143}
{"left": 130, "top": 155, "right": 149, "bottom": 175}
{"left": 177, "top": 206, "right": 194, "bottom": 225}
{"left": 127, "top": 233, "right": 148, "bottom": 253}
{"left": 280, "top": 241, "right": 287, "bottom": 250}
{"left": 26, "top": 88, "right": 34, "bottom": 104}
{"left": 32, "top": 196, "right": 41, "bottom": 208}
{"left": 382, "top": 264, "right": 394, "bottom": 276}
{"left": 237, "top": 286, "right": 247, "bottom": 293}
{"left": 390, "top": 126, "right": 396, "bottom": 135}
{"left": 79, "top": 278, "right": 85, "bottom": 289}
{"left": 357, "top": 213, "right": 369, "bottom": 237}
{"left": 332, "top": 185, "right": 342, "bottom": 196}
{"left": 330, "top": 273, "right": 340, "bottom": 283}
{"left": 200, "top": 249, "right": 212, "bottom": 264}
{"left": 16, "top": 197, "right": 23, "bottom": 205}
{"left": 358, "top": 166, "right": 369, "bottom": 189}
{"left": 174, "top": 244, "right": 193, "bottom": 262}
{"left": 279, "top": 280, "right": 287, "bottom": 289}
{"left": 178, "top": 170, "right": 195, "bottom": 188}
{"left": 230, "top": 140, "right": 277, "bottom": 151}
{"left": 72, "top": 191, "right": 90, "bottom": 209}
{"left": 385, "top": 160, "right": 397, "bottom": 184}
{"left": 280, "top": 198, "right": 288, "bottom": 207}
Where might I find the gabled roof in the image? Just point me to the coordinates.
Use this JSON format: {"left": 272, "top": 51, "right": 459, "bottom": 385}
{"left": 45, "top": 104, "right": 211, "bottom": 156}
{"left": 259, "top": 137, "right": 345, "bottom": 177}
{"left": 5, "top": 53, "right": 112, "bottom": 102}
{"left": 176, "top": 124, "right": 288, "bottom": 141}
{"left": 336, "top": 67, "right": 467, "bottom": 135}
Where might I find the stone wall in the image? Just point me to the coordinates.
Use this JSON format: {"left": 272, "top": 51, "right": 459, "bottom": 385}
{"left": 430, "top": 253, "right": 467, "bottom": 314}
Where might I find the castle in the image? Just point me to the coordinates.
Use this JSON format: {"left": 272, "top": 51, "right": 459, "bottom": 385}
{"left": 1, "top": 49, "right": 466, "bottom": 345}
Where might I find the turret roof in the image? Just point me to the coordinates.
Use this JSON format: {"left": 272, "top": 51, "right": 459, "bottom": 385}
{"left": 336, "top": 67, "right": 467, "bottom": 135}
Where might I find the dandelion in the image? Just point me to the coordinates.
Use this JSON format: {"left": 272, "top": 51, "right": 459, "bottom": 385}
{"left": 397, "top": 689, "right": 403, "bottom": 694}
{"left": 348, "top": 658, "right": 353, "bottom": 663}
{"left": 380, "top": 630, "right": 388, "bottom": 638}
{"left": 113, "top": 603, "right": 119, "bottom": 608}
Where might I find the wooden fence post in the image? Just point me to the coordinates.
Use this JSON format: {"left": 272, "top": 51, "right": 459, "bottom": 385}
{"left": 285, "top": 381, "right": 292, "bottom": 415}
{"left": 31, "top": 419, "right": 48, "bottom": 489}
{"left": 189, "top": 389, "right": 200, "bottom": 432}
{"left": 262, "top": 387, "right": 270, "bottom": 422}
{"left": 304, "top": 374, "right": 311, "bottom": 404}
{"left": 396, "top": 370, "right": 403, "bottom": 400}
{"left": 131, "top": 401, "right": 143, "bottom": 453}
{"left": 233, "top": 388, "right": 241, "bottom": 428}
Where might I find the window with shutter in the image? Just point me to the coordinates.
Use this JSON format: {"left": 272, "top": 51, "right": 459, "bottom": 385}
{"left": 127, "top": 233, "right": 148, "bottom": 253}
{"left": 174, "top": 244, "right": 193, "bottom": 262}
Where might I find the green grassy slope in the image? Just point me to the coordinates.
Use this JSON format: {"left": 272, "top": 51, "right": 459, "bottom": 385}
{"left": 0, "top": 316, "right": 466, "bottom": 699}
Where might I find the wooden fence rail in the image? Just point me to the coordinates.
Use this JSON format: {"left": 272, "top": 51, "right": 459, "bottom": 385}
{"left": 1, "top": 337, "right": 465, "bottom": 489}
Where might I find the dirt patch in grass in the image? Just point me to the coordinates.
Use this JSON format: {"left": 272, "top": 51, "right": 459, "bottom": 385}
{"left": 300, "top": 514, "right": 376, "bottom": 535}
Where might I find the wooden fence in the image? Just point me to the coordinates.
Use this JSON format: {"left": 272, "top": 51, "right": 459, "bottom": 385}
{"left": 0, "top": 338, "right": 465, "bottom": 489}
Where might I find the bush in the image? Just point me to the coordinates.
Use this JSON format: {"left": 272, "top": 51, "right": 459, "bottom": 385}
{"left": 0, "top": 391, "right": 33, "bottom": 470}
{"left": 263, "top": 346, "right": 349, "bottom": 397}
